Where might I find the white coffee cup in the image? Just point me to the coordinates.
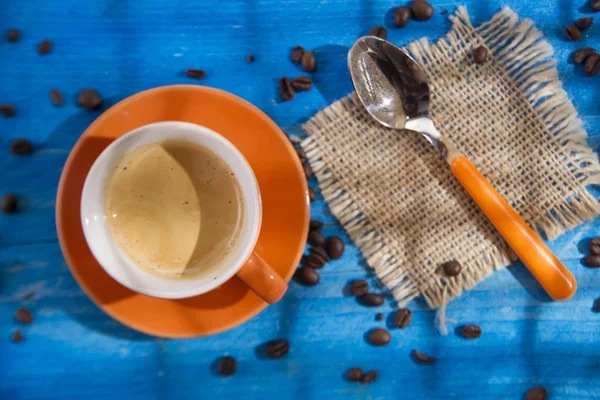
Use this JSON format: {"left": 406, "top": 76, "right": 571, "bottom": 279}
{"left": 81, "top": 121, "right": 287, "bottom": 302}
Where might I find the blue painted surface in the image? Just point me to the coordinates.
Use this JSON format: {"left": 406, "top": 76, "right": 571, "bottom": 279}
{"left": 1, "top": 1, "right": 599, "bottom": 399}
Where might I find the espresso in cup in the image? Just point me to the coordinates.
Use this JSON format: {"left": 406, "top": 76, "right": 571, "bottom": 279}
{"left": 104, "top": 140, "right": 246, "bottom": 280}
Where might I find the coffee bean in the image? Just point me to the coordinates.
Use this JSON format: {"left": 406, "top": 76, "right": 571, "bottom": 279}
{"left": 574, "top": 47, "right": 597, "bottom": 64}
{"left": 295, "top": 147, "right": 307, "bottom": 162}
{"left": 246, "top": 54, "right": 255, "bottom": 62}
{"left": 78, "top": 89, "right": 102, "bottom": 110}
{"left": 369, "top": 26, "right": 387, "bottom": 40}
{"left": 310, "top": 246, "right": 330, "bottom": 262}
{"left": 367, "top": 328, "right": 391, "bottom": 346}
{"left": 15, "top": 308, "right": 33, "bottom": 325}
{"left": 265, "top": 339, "right": 289, "bottom": 359}
{"left": 296, "top": 267, "right": 320, "bottom": 286}
{"left": 325, "top": 236, "right": 344, "bottom": 260}
{"left": 460, "top": 324, "right": 482, "bottom": 339}
{"left": 347, "top": 367, "right": 363, "bottom": 382}
{"left": 0, "top": 104, "right": 16, "bottom": 117}
{"left": 49, "top": 89, "right": 63, "bottom": 106}
{"left": 309, "top": 220, "right": 323, "bottom": 230}
{"left": 291, "top": 76, "right": 312, "bottom": 92}
{"left": 585, "top": 54, "right": 600, "bottom": 76}
{"left": 525, "top": 387, "right": 548, "bottom": 400}
{"left": 218, "top": 356, "right": 236, "bottom": 376}
{"left": 279, "top": 77, "right": 295, "bottom": 102}
{"left": 442, "top": 260, "right": 462, "bottom": 276}
{"left": 473, "top": 46, "right": 488, "bottom": 64}
{"left": 394, "top": 6, "right": 411, "bottom": 27}
{"left": 304, "top": 253, "right": 326, "bottom": 269}
{"left": 375, "top": 313, "right": 385, "bottom": 321}
{"left": 11, "top": 329, "right": 24, "bottom": 343}
{"left": 592, "top": 0, "right": 600, "bottom": 11}
{"left": 565, "top": 25, "right": 581, "bottom": 41}
{"left": 3, "top": 194, "right": 17, "bottom": 213}
{"left": 308, "top": 230, "right": 325, "bottom": 246}
{"left": 38, "top": 40, "right": 52, "bottom": 54}
{"left": 10, "top": 139, "right": 32, "bottom": 155}
{"left": 593, "top": 298, "right": 600, "bottom": 312}
{"left": 362, "top": 293, "right": 384, "bottom": 307}
{"left": 412, "top": 349, "right": 436, "bottom": 365}
{"left": 589, "top": 237, "right": 600, "bottom": 255}
{"left": 395, "top": 308, "right": 412, "bottom": 328}
{"left": 361, "top": 370, "right": 378, "bottom": 384}
{"left": 302, "top": 51, "right": 316, "bottom": 73}
{"left": 412, "top": 0, "right": 434, "bottom": 21}
{"left": 291, "top": 46, "right": 304, "bottom": 63}
{"left": 185, "top": 69, "right": 206, "bottom": 79}
{"left": 350, "top": 280, "right": 369, "bottom": 296}
{"left": 576, "top": 17, "right": 594, "bottom": 31}
{"left": 7, "top": 29, "right": 20, "bottom": 42}
{"left": 583, "top": 254, "right": 600, "bottom": 267}
{"left": 303, "top": 162, "right": 313, "bottom": 179}
{"left": 308, "top": 187, "right": 317, "bottom": 202}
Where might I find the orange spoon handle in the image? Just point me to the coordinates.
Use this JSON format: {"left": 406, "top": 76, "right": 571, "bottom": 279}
{"left": 450, "top": 156, "right": 576, "bottom": 301}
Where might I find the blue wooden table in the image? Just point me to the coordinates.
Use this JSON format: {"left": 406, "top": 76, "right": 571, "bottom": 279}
{"left": 1, "top": 1, "right": 599, "bottom": 399}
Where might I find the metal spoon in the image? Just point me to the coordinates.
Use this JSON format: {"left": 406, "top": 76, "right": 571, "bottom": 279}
{"left": 348, "top": 36, "right": 576, "bottom": 301}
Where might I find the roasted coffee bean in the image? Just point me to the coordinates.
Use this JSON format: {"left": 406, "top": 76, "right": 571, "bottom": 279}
{"left": 369, "top": 26, "right": 388, "bottom": 40}
{"left": 302, "top": 51, "right": 316, "bottom": 73}
{"left": 413, "top": 349, "right": 436, "bottom": 365}
{"left": 368, "top": 328, "right": 391, "bottom": 346}
{"left": 309, "top": 220, "right": 323, "bottom": 230}
{"left": 375, "top": 313, "right": 385, "bottom": 321}
{"left": 310, "top": 246, "right": 330, "bottom": 262}
{"left": 325, "top": 236, "right": 344, "bottom": 259}
{"left": 361, "top": 370, "right": 378, "bottom": 384}
{"left": 78, "top": 89, "right": 102, "bottom": 110}
{"left": 3, "top": 194, "right": 17, "bottom": 213}
{"left": 394, "top": 308, "right": 412, "bottom": 328}
{"left": 279, "top": 77, "right": 295, "bottom": 102}
{"left": 218, "top": 356, "right": 236, "bottom": 376}
{"left": 10, "top": 139, "right": 32, "bottom": 155}
{"left": 49, "top": 89, "right": 63, "bottom": 106}
{"left": 0, "top": 104, "right": 16, "bottom": 117}
{"left": 584, "top": 254, "right": 600, "bottom": 267}
{"left": 394, "top": 6, "right": 411, "bottom": 27}
{"left": 303, "top": 162, "right": 313, "bottom": 179}
{"left": 589, "top": 237, "right": 600, "bottom": 255}
{"left": 296, "top": 267, "right": 320, "bottom": 286}
{"left": 308, "top": 187, "right": 317, "bottom": 202}
{"left": 38, "top": 40, "right": 52, "bottom": 54}
{"left": 295, "top": 147, "right": 307, "bottom": 162}
{"left": 412, "top": 0, "right": 434, "bottom": 21}
{"left": 576, "top": 17, "right": 594, "bottom": 31}
{"left": 7, "top": 29, "right": 20, "bottom": 42}
{"left": 473, "top": 46, "right": 488, "bottom": 64}
{"left": 574, "top": 47, "right": 597, "bottom": 64}
{"left": 265, "top": 339, "right": 289, "bottom": 359}
{"left": 584, "top": 54, "right": 600, "bottom": 76}
{"left": 460, "top": 324, "right": 482, "bottom": 339}
{"left": 362, "top": 293, "right": 384, "bottom": 307}
{"left": 593, "top": 0, "right": 600, "bottom": 11}
{"left": 304, "top": 253, "right": 326, "bottom": 269}
{"left": 565, "top": 25, "right": 581, "bottom": 41}
{"left": 525, "top": 387, "right": 548, "bottom": 400}
{"left": 291, "top": 46, "right": 304, "bottom": 64}
{"left": 593, "top": 298, "right": 600, "bottom": 312}
{"left": 442, "top": 260, "right": 462, "bottom": 276}
{"left": 11, "top": 329, "right": 24, "bottom": 343}
{"left": 308, "top": 230, "right": 325, "bottom": 246}
{"left": 186, "top": 69, "right": 206, "bottom": 79}
{"left": 347, "top": 367, "right": 363, "bottom": 382}
{"left": 350, "top": 280, "right": 369, "bottom": 296}
{"left": 291, "top": 76, "right": 312, "bottom": 92}
{"left": 15, "top": 308, "right": 33, "bottom": 325}
{"left": 246, "top": 54, "right": 255, "bottom": 62}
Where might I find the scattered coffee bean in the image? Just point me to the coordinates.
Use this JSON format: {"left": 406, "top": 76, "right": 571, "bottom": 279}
{"left": 565, "top": 25, "right": 582, "bottom": 41}
{"left": 7, "top": 29, "right": 20, "bottom": 42}
{"left": 362, "top": 293, "right": 384, "bottom": 307}
{"left": 574, "top": 47, "right": 597, "bottom": 64}
{"left": 412, "top": 349, "right": 436, "bottom": 365}
{"left": 15, "top": 308, "right": 33, "bottom": 325}
{"left": 367, "top": 328, "right": 391, "bottom": 346}
{"left": 291, "top": 76, "right": 312, "bottom": 92}
{"left": 296, "top": 267, "right": 320, "bottom": 286}
{"left": 308, "top": 230, "right": 325, "bottom": 246}
{"left": 347, "top": 367, "right": 363, "bottom": 382}
{"left": 593, "top": 298, "right": 600, "bottom": 312}
{"left": 10, "top": 139, "right": 32, "bottom": 155}
{"left": 303, "top": 162, "right": 313, "bottom": 179}
{"left": 265, "top": 339, "right": 289, "bottom": 359}
{"left": 0, "top": 104, "right": 16, "bottom": 117}
{"left": 49, "top": 89, "right": 63, "bottom": 106}
{"left": 310, "top": 246, "right": 330, "bottom": 262}
{"left": 309, "top": 220, "right": 323, "bottom": 230}
{"left": 304, "top": 253, "right": 326, "bottom": 269}
{"left": 442, "top": 260, "right": 462, "bottom": 276}
{"left": 302, "top": 51, "right": 316, "bottom": 73}
{"left": 279, "top": 77, "right": 295, "bottom": 102}
{"left": 369, "top": 26, "right": 388, "bottom": 40}
{"left": 583, "top": 254, "right": 600, "bottom": 267}
{"left": 308, "top": 187, "right": 317, "bottom": 202}
{"left": 576, "top": 17, "right": 594, "bottom": 31}
{"left": 291, "top": 46, "right": 304, "bottom": 64}
{"left": 589, "top": 237, "right": 600, "bottom": 255}
{"left": 525, "top": 387, "right": 548, "bottom": 400}
{"left": 3, "top": 194, "right": 17, "bottom": 213}
{"left": 394, "top": 6, "right": 411, "bottom": 27}
{"left": 246, "top": 54, "right": 255, "bottom": 63}
{"left": 350, "top": 280, "right": 369, "bottom": 296}
{"left": 11, "top": 329, "right": 24, "bottom": 343}
{"left": 585, "top": 55, "right": 600, "bottom": 77}
{"left": 473, "top": 46, "right": 488, "bottom": 64}
{"left": 412, "top": 0, "right": 434, "bottom": 21}
{"left": 325, "top": 236, "right": 344, "bottom": 260}
{"left": 78, "top": 89, "right": 102, "bottom": 110}
{"left": 38, "top": 40, "right": 52, "bottom": 54}
{"left": 295, "top": 147, "right": 307, "bottom": 162}
{"left": 395, "top": 308, "right": 412, "bottom": 328}
{"left": 460, "top": 324, "right": 482, "bottom": 339}
{"left": 592, "top": 0, "right": 600, "bottom": 11}
{"left": 361, "top": 370, "right": 378, "bottom": 384}
{"left": 185, "top": 69, "right": 206, "bottom": 79}
{"left": 375, "top": 313, "right": 385, "bottom": 321}
{"left": 217, "top": 356, "right": 236, "bottom": 376}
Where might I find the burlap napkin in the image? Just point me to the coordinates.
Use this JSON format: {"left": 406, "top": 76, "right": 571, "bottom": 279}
{"left": 301, "top": 7, "right": 600, "bottom": 309}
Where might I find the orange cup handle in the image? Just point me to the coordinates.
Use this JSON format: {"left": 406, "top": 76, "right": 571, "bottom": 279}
{"left": 450, "top": 156, "right": 577, "bottom": 301}
{"left": 235, "top": 252, "right": 287, "bottom": 304}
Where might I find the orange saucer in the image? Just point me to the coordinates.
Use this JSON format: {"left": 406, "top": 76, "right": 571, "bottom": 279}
{"left": 56, "top": 85, "right": 310, "bottom": 338}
